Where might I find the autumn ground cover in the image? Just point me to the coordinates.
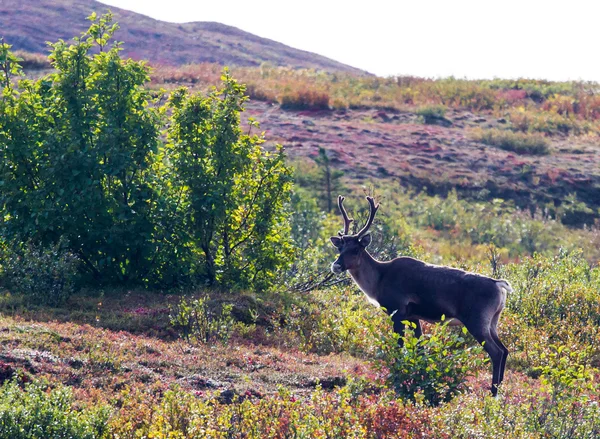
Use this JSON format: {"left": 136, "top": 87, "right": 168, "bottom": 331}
{"left": 1, "top": 251, "right": 600, "bottom": 438}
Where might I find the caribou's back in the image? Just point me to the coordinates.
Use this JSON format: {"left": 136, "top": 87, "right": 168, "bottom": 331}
{"left": 380, "top": 257, "right": 503, "bottom": 321}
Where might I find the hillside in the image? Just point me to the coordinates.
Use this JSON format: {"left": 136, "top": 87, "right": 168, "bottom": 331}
{"left": 243, "top": 101, "right": 600, "bottom": 220}
{"left": 0, "top": 0, "right": 367, "bottom": 74}
{"left": 147, "top": 65, "right": 600, "bottom": 228}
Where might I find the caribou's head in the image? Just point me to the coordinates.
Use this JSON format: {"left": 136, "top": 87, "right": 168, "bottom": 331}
{"left": 330, "top": 195, "right": 379, "bottom": 274}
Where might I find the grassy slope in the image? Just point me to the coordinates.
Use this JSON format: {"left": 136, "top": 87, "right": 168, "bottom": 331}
{"left": 241, "top": 101, "right": 600, "bottom": 215}
{"left": 0, "top": 0, "right": 367, "bottom": 74}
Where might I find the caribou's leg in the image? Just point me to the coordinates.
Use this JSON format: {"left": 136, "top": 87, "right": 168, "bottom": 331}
{"left": 490, "top": 311, "right": 509, "bottom": 384}
{"left": 464, "top": 320, "right": 505, "bottom": 396}
{"left": 391, "top": 313, "right": 421, "bottom": 347}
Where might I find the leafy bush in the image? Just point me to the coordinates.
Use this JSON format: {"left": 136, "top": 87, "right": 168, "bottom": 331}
{"left": 403, "top": 188, "right": 565, "bottom": 256}
{"left": 109, "top": 384, "right": 440, "bottom": 439}
{"left": 169, "top": 295, "right": 235, "bottom": 344}
{"left": 167, "top": 74, "right": 294, "bottom": 289}
{"left": 416, "top": 105, "right": 449, "bottom": 125}
{"left": 433, "top": 383, "right": 600, "bottom": 439}
{"left": 0, "top": 240, "right": 79, "bottom": 306}
{"left": 535, "top": 344, "right": 595, "bottom": 397}
{"left": 0, "top": 14, "right": 294, "bottom": 291}
{"left": 283, "top": 287, "right": 387, "bottom": 356}
{"left": 0, "top": 380, "right": 110, "bottom": 439}
{"left": 506, "top": 250, "right": 600, "bottom": 328}
{"left": 376, "top": 318, "right": 487, "bottom": 406}
{"left": 471, "top": 128, "right": 550, "bottom": 155}
{"left": 0, "top": 14, "right": 164, "bottom": 284}
{"left": 499, "top": 250, "right": 600, "bottom": 376}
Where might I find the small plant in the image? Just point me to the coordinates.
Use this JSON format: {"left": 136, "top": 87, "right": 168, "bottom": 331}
{"left": 376, "top": 317, "right": 487, "bottom": 406}
{"left": 471, "top": 128, "right": 550, "bottom": 155}
{"left": 169, "top": 295, "right": 235, "bottom": 344}
{"left": 0, "top": 240, "right": 79, "bottom": 306}
{"left": 535, "top": 344, "right": 594, "bottom": 396}
{"left": 416, "top": 105, "right": 450, "bottom": 125}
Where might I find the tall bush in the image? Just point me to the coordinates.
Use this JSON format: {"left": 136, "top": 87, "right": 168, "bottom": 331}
{"left": 0, "top": 14, "right": 293, "bottom": 291}
{"left": 0, "top": 14, "right": 165, "bottom": 284}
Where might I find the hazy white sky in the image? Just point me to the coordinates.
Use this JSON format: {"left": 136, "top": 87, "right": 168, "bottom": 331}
{"left": 98, "top": 0, "right": 599, "bottom": 81}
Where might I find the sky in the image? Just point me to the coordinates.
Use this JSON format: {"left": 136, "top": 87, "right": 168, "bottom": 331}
{"left": 98, "top": 0, "right": 600, "bottom": 81}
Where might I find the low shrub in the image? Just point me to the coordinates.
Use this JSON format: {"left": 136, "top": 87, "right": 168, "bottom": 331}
{"left": 0, "top": 380, "right": 110, "bottom": 439}
{"left": 284, "top": 287, "right": 387, "bottom": 356}
{"left": 280, "top": 88, "right": 330, "bottom": 110}
{"left": 376, "top": 318, "right": 487, "bottom": 406}
{"left": 471, "top": 128, "right": 550, "bottom": 155}
{"left": 169, "top": 295, "right": 235, "bottom": 344}
{"left": 508, "top": 108, "right": 584, "bottom": 135}
{"left": 505, "top": 250, "right": 600, "bottom": 328}
{"left": 110, "top": 385, "right": 440, "bottom": 439}
{"left": 416, "top": 105, "right": 450, "bottom": 125}
{"left": 0, "top": 240, "right": 79, "bottom": 306}
{"left": 433, "top": 383, "right": 600, "bottom": 439}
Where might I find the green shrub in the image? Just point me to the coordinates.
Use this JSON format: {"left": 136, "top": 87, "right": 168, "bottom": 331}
{"left": 0, "top": 240, "right": 79, "bottom": 306}
{"left": 376, "top": 318, "right": 487, "bottom": 406}
{"left": 283, "top": 287, "right": 387, "bottom": 356}
{"left": 169, "top": 295, "right": 235, "bottom": 344}
{"left": 506, "top": 250, "right": 600, "bottom": 328}
{"left": 0, "top": 380, "right": 110, "bottom": 439}
{"left": 416, "top": 105, "right": 449, "bottom": 125}
{"left": 471, "top": 128, "right": 550, "bottom": 155}
{"left": 433, "top": 383, "right": 600, "bottom": 439}
{"left": 0, "top": 14, "right": 294, "bottom": 291}
{"left": 535, "top": 344, "right": 595, "bottom": 397}
{"left": 0, "top": 14, "right": 164, "bottom": 284}
{"left": 167, "top": 77, "right": 294, "bottom": 290}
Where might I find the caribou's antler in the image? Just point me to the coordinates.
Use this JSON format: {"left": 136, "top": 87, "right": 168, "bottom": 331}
{"left": 337, "top": 195, "right": 353, "bottom": 236}
{"left": 356, "top": 196, "right": 379, "bottom": 238}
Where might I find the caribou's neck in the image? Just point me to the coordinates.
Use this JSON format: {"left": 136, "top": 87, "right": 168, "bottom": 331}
{"left": 348, "top": 251, "right": 382, "bottom": 305}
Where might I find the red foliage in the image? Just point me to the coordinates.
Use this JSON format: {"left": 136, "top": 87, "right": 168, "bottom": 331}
{"left": 358, "top": 395, "right": 444, "bottom": 438}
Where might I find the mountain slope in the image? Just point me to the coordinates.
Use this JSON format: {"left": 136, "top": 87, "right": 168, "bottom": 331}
{"left": 0, "top": 0, "right": 367, "bottom": 74}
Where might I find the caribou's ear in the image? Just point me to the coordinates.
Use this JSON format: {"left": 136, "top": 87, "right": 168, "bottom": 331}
{"left": 330, "top": 236, "right": 343, "bottom": 249}
{"left": 359, "top": 233, "right": 372, "bottom": 247}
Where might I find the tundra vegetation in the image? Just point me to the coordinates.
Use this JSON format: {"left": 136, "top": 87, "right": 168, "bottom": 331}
{"left": 0, "top": 13, "right": 599, "bottom": 438}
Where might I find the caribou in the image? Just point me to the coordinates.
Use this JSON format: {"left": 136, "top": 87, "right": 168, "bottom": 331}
{"left": 330, "top": 195, "right": 512, "bottom": 396}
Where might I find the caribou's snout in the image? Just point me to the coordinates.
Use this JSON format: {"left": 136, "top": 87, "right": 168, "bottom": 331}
{"left": 331, "top": 262, "right": 344, "bottom": 274}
